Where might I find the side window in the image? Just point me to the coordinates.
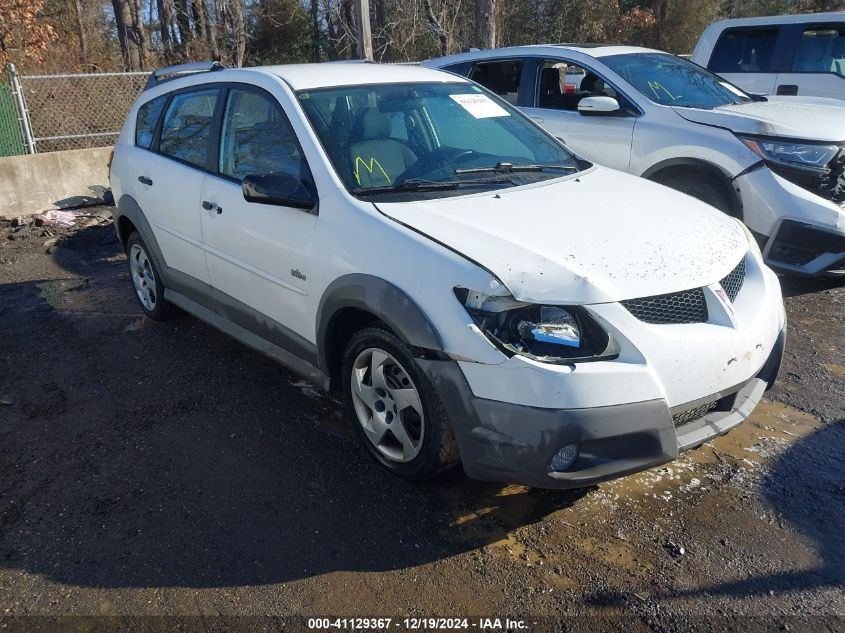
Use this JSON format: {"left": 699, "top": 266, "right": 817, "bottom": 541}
{"left": 536, "top": 60, "right": 621, "bottom": 111}
{"left": 708, "top": 27, "right": 780, "bottom": 73}
{"left": 159, "top": 88, "right": 219, "bottom": 168}
{"left": 219, "top": 88, "right": 308, "bottom": 181}
{"left": 135, "top": 95, "right": 167, "bottom": 149}
{"left": 793, "top": 24, "right": 845, "bottom": 76}
{"left": 468, "top": 60, "right": 523, "bottom": 104}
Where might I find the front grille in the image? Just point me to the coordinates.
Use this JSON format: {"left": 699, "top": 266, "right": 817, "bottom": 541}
{"left": 672, "top": 399, "right": 719, "bottom": 427}
{"left": 768, "top": 146, "right": 845, "bottom": 205}
{"left": 622, "top": 288, "right": 708, "bottom": 325}
{"left": 719, "top": 257, "right": 746, "bottom": 302}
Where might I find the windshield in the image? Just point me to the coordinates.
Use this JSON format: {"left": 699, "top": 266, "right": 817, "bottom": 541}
{"left": 297, "top": 82, "right": 585, "bottom": 200}
{"left": 602, "top": 53, "right": 752, "bottom": 109}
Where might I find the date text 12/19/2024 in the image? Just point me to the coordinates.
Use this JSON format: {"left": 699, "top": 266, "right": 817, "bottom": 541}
{"left": 307, "top": 618, "right": 528, "bottom": 630}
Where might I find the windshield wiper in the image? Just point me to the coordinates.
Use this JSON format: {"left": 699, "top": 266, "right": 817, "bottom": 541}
{"left": 352, "top": 177, "right": 514, "bottom": 195}
{"left": 455, "top": 161, "right": 578, "bottom": 175}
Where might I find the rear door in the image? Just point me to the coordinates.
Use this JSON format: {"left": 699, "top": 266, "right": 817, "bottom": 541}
{"left": 143, "top": 86, "right": 221, "bottom": 303}
{"left": 774, "top": 22, "right": 845, "bottom": 99}
{"left": 706, "top": 26, "right": 784, "bottom": 95}
{"left": 199, "top": 85, "right": 318, "bottom": 347}
{"left": 520, "top": 58, "right": 637, "bottom": 172}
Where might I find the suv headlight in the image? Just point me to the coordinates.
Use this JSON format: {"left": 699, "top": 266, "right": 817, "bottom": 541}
{"left": 455, "top": 288, "right": 619, "bottom": 364}
{"left": 738, "top": 135, "right": 838, "bottom": 173}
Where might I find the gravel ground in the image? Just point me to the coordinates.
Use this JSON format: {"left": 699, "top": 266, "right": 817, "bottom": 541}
{"left": 0, "top": 210, "right": 843, "bottom": 633}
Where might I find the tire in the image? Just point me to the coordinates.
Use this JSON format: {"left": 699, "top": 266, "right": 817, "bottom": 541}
{"left": 341, "top": 327, "right": 459, "bottom": 482}
{"left": 659, "top": 174, "right": 735, "bottom": 216}
{"left": 125, "top": 231, "right": 177, "bottom": 321}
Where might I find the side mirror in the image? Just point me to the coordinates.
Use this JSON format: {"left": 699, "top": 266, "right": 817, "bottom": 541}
{"left": 577, "top": 96, "right": 622, "bottom": 116}
{"left": 242, "top": 173, "right": 317, "bottom": 211}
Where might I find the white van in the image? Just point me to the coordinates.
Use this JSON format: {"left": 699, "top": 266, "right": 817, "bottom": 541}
{"left": 691, "top": 12, "right": 845, "bottom": 99}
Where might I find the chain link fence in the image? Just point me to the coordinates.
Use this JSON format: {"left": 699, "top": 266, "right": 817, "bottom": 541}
{"left": 16, "top": 71, "right": 149, "bottom": 153}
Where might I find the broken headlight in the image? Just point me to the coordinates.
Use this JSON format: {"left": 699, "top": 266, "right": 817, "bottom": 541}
{"left": 455, "top": 288, "right": 619, "bottom": 364}
{"left": 738, "top": 135, "right": 838, "bottom": 173}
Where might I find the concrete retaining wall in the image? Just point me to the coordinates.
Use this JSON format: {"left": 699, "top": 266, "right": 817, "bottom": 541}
{"left": 0, "top": 147, "right": 111, "bottom": 218}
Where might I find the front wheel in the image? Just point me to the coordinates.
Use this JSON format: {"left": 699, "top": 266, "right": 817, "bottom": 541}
{"left": 658, "top": 174, "right": 735, "bottom": 216}
{"left": 341, "top": 327, "right": 459, "bottom": 482}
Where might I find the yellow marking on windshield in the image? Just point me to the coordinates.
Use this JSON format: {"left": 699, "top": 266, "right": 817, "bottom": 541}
{"left": 647, "top": 80, "right": 676, "bottom": 101}
{"left": 354, "top": 156, "right": 391, "bottom": 185}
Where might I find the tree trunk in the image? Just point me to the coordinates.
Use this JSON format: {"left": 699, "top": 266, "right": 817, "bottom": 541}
{"left": 73, "top": 0, "right": 89, "bottom": 64}
{"left": 228, "top": 0, "right": 245, "bottom": 66}
{"left": 156, "top": 0, "right": 174, "bottom": 61}
{"left": 174, "top": 0, "right": 193, "bottom": 54}
{"left": 311, "top": 0, "right": 320, "bottom": 62}
{"left": 129, "top": 0, "right": 149, "bottom": 69}
{"left": 475, "top": 0, "right": 495, "bottom": 49}
{"left": 422, "top": 0, "right": 448, "bottom": 57}
{"left": 325, "top": 0, "right": 338, "bottom": 60}
{"left": 112, "top": 0, "right": 143, "bottom": 70}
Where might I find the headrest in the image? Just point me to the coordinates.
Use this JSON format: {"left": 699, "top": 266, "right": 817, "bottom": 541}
{"left": 354, "top": 110, "right": 392, "bottom": 142}
{"left": 832, "top": 37, "right": 845, "bottom": 55}
{"left": 540, "top": 68, "right": 560, "bottom": 93}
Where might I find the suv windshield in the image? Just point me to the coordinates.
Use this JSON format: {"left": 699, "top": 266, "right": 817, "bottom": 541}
{"left": 602, "top": 52, "right": 752, "bottom": 109}
{"left": 297, "top": 82, "right": 585, "bottom": 200}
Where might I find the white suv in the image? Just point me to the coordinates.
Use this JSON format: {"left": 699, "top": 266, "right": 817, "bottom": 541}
{"left": 424, "top": 46, "right": 845, "bottom": 276}
{"left": 110, "top": 61, "right": 785, "bottom": 489}
{"left": 691, "top": 12, "right": 845, "bottom": 100}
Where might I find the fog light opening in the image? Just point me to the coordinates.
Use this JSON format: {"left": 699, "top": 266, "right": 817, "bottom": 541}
{"left": 550, "top": 443, "right": 579, "bottom": 472}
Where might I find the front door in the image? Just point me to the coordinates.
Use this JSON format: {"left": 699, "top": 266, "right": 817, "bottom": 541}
{"left": 520, "top": 59, "right": 636, "bottom": 172}
{"left": 199, "top": 86, "right": 318, "bottom": 348}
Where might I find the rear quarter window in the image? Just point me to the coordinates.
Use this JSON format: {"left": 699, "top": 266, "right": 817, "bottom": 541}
{"left": 709, "top": 27, "right": 781, "bottom": 73}
{"left": 134, "top": 95, "right": 167, "bottom": 149}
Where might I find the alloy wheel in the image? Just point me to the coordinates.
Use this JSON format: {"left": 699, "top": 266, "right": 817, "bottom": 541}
{"left": 350, "top": 347, "right": 425, "bottom": 463}
{"left": 129, "top": 243, "right": 157, "bottom": 312}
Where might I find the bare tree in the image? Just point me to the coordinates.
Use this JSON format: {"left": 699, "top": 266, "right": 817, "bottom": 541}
{"left": 475, "top": 0, "right": 494, "bottom": 48}
{"left": 422, "top": 0, "right": 448, "bottom": 56}
{"left": 111, "top": 0, "right": 147, "bottom": 69}
{"left": 311, "top": 0, "right": 320, "bottom": 61}
{"left": 72, "top": 0, "right": 88, "bottom": 63}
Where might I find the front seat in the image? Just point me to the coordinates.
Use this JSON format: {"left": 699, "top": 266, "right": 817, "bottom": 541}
{"left": 538, "top": 67, "right": 561, "bottom": 107}
{"left": 348, "top": 110, "right": 417, "bottom": 187}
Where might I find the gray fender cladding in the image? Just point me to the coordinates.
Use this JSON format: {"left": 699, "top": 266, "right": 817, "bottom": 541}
{"left": 115, "top": 195, "right": 168, "bottom": 276}
{"left": 316, "top": 273, "right": 444, "bottom": 367}
{"left": 116, "top": 194, "right": 214, "bottom": 310}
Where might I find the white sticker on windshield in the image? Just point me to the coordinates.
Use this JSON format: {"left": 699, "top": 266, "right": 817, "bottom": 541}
{"left": 449, "top": 94, "right": 510, "bottom": 118}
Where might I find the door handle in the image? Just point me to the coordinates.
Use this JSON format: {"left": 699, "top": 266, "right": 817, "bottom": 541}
{"left": 776, "top": 84, "right": 798, "bottom": 96}
{"left": 138, "top": 176, "right": 153, "bottom": 186}
{"left": 530, "top": 116, "right": 545, "bottom": 123}
{"left": 202, "top": 200, "right": 222, "bottom": 214}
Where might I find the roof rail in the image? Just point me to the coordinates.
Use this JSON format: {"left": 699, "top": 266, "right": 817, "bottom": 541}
{"left": 144, "top": 61, "right": 226, "bottom": 90}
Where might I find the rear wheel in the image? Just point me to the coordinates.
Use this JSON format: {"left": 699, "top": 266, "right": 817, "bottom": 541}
{"left": 126, "top": 231, "right": 177, "bottom": 321}
{"left": 341, "top": 327, "right": 458, "bottom": 481}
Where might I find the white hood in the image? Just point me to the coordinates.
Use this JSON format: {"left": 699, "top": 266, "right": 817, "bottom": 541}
{"left": 673, "top": 96, "right": 845, "bottom": 142}
{"left": 376, "top": 167, "right": 748, "bottom": 304}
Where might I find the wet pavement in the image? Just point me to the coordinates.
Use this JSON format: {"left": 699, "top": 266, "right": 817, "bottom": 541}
{"left": 0, "top": 212, "right": 843, "bottom": 632}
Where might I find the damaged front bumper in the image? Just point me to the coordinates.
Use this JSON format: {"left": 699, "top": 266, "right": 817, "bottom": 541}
{"left": 417, "top": 328, "right": 785, "bottom": 490}
{"left": 735, "top": 168, "right": 845, "bottom": 276}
